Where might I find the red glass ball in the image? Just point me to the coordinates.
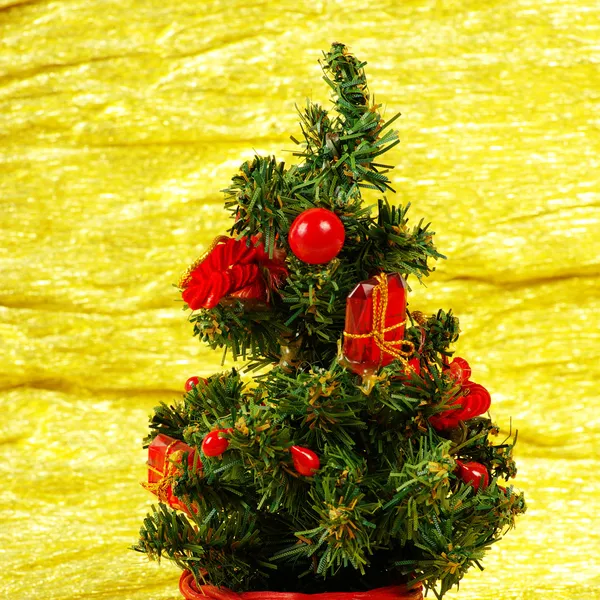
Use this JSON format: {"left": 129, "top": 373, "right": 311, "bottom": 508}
{"left": 288, "top": 208, "right": 345, "bottom": 264}
{"left": 185, "top": 376, "right": 207, "bottom": 392}
{"left": 290, "top": 445, "right": 320, "bottom": 476}
{"left": 456, "top": 460, "right": 489, "bottom": 491}
{"left": 201, "top": 429, "right": 230, "bottom": 457}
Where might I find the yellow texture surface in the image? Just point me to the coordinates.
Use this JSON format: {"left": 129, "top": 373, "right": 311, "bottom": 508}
{"left": 1, "top": 1, "right": 599, "bottom": 599}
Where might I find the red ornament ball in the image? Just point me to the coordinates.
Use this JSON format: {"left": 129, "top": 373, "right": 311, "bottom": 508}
{"left": 456, "top": 460, "right": 489, "bottom": 491}
{"left": 201, "top": 429, "right": 231, "bottom": 457}
{"left": 185, "top": 376, "right": 207, "bottom": 392}
{"left": 288, "top": 208, "right": 345, "bottom": 264}
{"left": 290, "top": 445, "right": 320, "bottom": 476}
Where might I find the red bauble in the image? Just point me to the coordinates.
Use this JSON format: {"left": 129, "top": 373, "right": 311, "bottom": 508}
{"left": 342, "top": 273, "right": 408, "bottom": 374}
{"left": 447, "top": 357, "right": 471, "bottom": 383}
{"left": 288, "top": 208, "right": 345, "bottom": 264}
{"left": 456, "top": 460, "right": 489, "bottom": 491}
{"left": 201, "top": 429, "right": 231, "bottom": 457}
{"left": 185, "top": 376, "right": 206, "bottom": 392}
{"left": 290, "top": 445, "right": 320, "bottom": 476}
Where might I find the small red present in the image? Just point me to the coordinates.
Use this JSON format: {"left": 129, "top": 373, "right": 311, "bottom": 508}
{"left": 342, "top": 273, "right": 413, "bottom": 375}
{"left": 143, "top": 433, "right": 202, "bottom": 513}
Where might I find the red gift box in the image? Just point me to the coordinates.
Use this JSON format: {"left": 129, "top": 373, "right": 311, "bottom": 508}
{"left": 143, "top": 433, "right": 201, "bottom": 512}
{"left": 342, "top": 273, "right": 412, "bottom": 375}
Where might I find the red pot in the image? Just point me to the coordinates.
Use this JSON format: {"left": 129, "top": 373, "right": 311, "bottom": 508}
{"left": 179, "top": 570, "right": 423, "bottom": 600}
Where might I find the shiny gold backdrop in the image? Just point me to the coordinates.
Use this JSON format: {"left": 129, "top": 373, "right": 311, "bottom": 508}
{"left": 1, "top": 1, "right": 599, "bottom": 598}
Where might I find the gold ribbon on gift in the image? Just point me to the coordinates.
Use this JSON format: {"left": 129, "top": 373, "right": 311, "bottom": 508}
{"left": 343, "top": 273, "right": 414, "bottom": 367}
{"left": 141, "top": 440, "right": 185, "bottom": 504}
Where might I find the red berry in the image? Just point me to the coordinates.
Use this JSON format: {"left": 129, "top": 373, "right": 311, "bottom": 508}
{"left": 288, "top": 208, "right": 345, "bottom": 264}
{"left": 185, "top": 376, "right": 206, "bottom": 392}
{"left": 201, "top": 429, "right": 231, "bottom": 457}
{"left": 290, "top": 445, "right": 320, "bottom": 476}
{"left": 447, "top": 357, "right": 471, "bottom": 383}
{"left": 456, "top": 460, "right": 489, "bottom": 491}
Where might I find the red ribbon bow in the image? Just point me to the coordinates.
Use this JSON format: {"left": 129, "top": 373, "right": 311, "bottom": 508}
{"left": 181, "top": 236, "right": 288, "bottom": 310}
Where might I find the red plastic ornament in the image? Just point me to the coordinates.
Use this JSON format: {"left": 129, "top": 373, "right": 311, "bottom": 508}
{"left": 456, "top": 460, "right": 489, "bottom": 491}
{"left": 290, "top": 445, "right": 320, "bottom": 476}
{"left": 406, "top": 358, "right": 421, "bottom": 376}
{"left": 458, "top": 382, "right": 491, "bottom": 419}
{"left": 181, "top": 236, "right": 288, "bottom": 310}
{"left": 185, "top": 376, "right": 206, "bottom": 392}
{"left": 145, "top": 434, "right": 202, "bottom": 512}
{"left": 447, "top": 357, "right": 471, "bottom": 383}
{"left": 396, "top": 358, "right": 421, "bottom": 383}
{"left": 202, "top": 429, "right": 231, "bottom": 457}
{"left": 288, "top": 208, "right": 345, "bottom": 264}
{"left": 342, "top": 273, "right": 409, "bottom": 375}
{"left": 429, "top": 376, "right": 492, "bottom": 430}
{"left": 428, "top": 413, "right": 461, "bottom": 431}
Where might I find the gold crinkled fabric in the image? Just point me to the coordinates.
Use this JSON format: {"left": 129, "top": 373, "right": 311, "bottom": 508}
{"left": 1, "top": 1, "right": 599, "bottom": 599}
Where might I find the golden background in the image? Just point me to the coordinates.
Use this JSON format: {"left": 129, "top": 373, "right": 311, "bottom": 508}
{"left": 1, "top": 0, "right": 599, "bottom": 598}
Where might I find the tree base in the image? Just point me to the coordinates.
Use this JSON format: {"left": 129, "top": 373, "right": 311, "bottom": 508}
{"left": 179, "top": 570, "right": 424, "bottom": 600}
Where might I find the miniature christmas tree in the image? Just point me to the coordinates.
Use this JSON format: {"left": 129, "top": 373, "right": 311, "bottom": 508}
{"left": 133, "top": 43, "right": 526, "bottom": 599}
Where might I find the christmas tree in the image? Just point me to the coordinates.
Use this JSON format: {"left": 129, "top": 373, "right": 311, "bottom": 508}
{"left": 133, "top": 43, "right": 526, "bottom": 599}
